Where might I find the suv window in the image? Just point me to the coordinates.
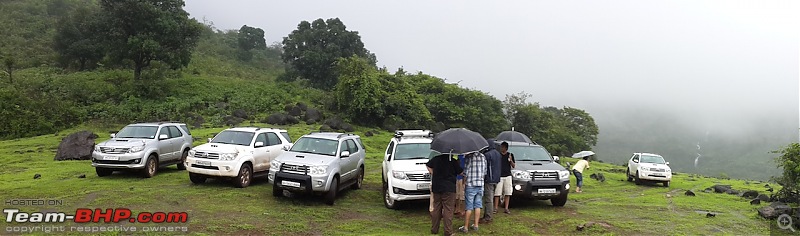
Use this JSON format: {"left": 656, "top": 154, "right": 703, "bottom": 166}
{"left": 346, "top": 139, "right": 359, "bottom": 153}
{"left": 167, "top": 126, "right": 183, "bottom": 138}
{"left": 159, "top": 127, "right": 170, "bottom": 139}
{"left": 255, "top": 133, "right": 267, "bottom": 146}
{"left": 179, "top": 124, "right": 191, "bottom": 135}
{"left": 280, "top": 132, "right": 292, "bottom": 143}
{"left": 267, "top": 133, "right": 282, "bottom": 146}
{"left": 386, "top": 141, "right": 395, "bottom": 155}
{"left": 633, "top": 154, "right": 640, "bottom": 162}
{"left": 339, "top": 141, "right": 348, "bottom": 155}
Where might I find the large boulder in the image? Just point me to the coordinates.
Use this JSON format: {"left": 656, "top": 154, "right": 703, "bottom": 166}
{"left": 286, "top": 115, "right": 300, "bottom": 125}
{"left": 759, "top": 202, "right": 792, "bottom": 219}
{"left": 304, "top": 108, "right": 323, "bottom": 123}
{"left": 341, "top": 123, "right": 355, "bottom": 132}
{"left": 757, "top": 194, "right": 770, "bottom": 202}
{"left": 54, "top": 131, "right": 98, "bottom": 161}
{"left": 266, "top": 113, "right": 288, "bottom": 125}
{"left": 289, "top": 105, "right": 303, "bottom": 117}
{"left": 323, "top": 117, "right": 345, "bottom": 130}
{"left": 223, "top": 116, "right": 244, "bottom": 126}
{"left": 726, "top": 189, "right": 740, "bottom": 195}
{"left": 233, "top": 109, "right": 248, "bottom": 119}
{"left": 742, "top": 190, "right": 760, "bottom": 199}
{"left": 712, "top": 185, "right": 732, "bottom": 193}
{"left": 295, "top": 102, "right": 308, "bottom": 112}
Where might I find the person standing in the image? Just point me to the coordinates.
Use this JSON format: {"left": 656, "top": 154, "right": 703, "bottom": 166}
{"left": 427, "top": 154, "right": 463, "bottom": 236}
{"left": 480, "top": 139, "right": 501, "bottom": 223}
{"left": 572, "top": 155, "right": 591, "bottom": 193}
{"left": 459, "top": 151, "right": 487, "bottom": 233}
{"left": 454, "top": 154, "right": 466, "bottom": 217}
{"left": 494, "top": 142, "right": 515, "bottom": 214}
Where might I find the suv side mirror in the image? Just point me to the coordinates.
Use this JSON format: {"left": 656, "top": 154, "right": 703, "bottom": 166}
{"left": 633, "top": 159, "right": 639, "bottom": 163}
{"left": 159, "top": 134, "right": 169, "bottom": 140}
{"left": 207, "top": 138, "right": 212, "bottom": 143}
{"left": 553, "top": 156, "right": 560, "bottom": 162}
{"left": 340, "top": 151, "right": 350, "bottom": 158}
{"left": 110, "top": 133, "right": 116, "bottom": 138}
{"left": 254, "top": 142, "right": 265, "bottom": 148}
{"left": 282, "top": 146, "right": 289, "bottom": 151}
{"left": 665, "top": 162, "right": 670, "bottom": 165}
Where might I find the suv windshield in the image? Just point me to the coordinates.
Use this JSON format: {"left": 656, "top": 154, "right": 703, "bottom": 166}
{"left": 508, "top": 145, "right": 553, "bottom": 161}
{"left": 211, "top": 131, "right": 255, "bottom": 146}
{"left": 290, "top": 137, "right": 338, "bottom": 156}
{"left": 394, "top": 143, "right": 431, "bottom": 160}
{"left": 641, "top": 154, "right": 666, "bottom": 164}
{"left": 116, "top": 126, "right": 158, "bottom": 139}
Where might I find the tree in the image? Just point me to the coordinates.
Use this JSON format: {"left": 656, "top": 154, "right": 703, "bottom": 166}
{"left": 98, "top": 0, "right": 203, "bottom": 80}
{"left": 236, "top": 25, "right": 266, "bottom": 61}
{"left": 3, "top": 57, "right": 14, "bottom": 84}
{"left": 282, "top": 18, "right": 376, "bottom": 89}
{"left": 560, "top": 107, "right": 599, "bottom": 147}
{"left": 53, "top": 6, "right": 104, "bottom": 71}
{"left": 333, "top": 56, "right": 384, "bottom": 125}
{"left": 773, "top": 143, "right": 800, "bottom": 203}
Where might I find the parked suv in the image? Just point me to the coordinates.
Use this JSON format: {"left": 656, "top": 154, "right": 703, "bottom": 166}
{"left": 92, "top": 122, "right": 193, "bottom": 178}
{"left": 381, "top": 130, "right": 434, "bottom": 209}
{"left": 500, "top": 139, "right": 571, "bottom": 206}
{"left": 627, "top": 153, "right": 672, "bottom": 187}
{"left": 269, "top": 132, "right": 366, "bottom": 205}
{"left": 186, "top": 127, "right": 292, "bottom": 188}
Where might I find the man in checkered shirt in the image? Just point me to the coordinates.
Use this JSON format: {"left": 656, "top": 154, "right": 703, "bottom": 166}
{"left": 458, "top": 151, "right": 487, "bottom": 233}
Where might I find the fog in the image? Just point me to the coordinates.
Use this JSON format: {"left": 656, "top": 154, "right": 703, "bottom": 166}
{"left": 184, "top": 0, "right": 799, "bottom": 179}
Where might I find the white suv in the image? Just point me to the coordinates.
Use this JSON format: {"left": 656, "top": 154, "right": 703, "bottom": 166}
{"left": 627, "top": 153, "right": 672, "bottom": 187}
{"left": 381, "top": 130, "right": 434, "bottom": 209}
{"left": 186, "top": 127, "right": 292, "bottom": 188}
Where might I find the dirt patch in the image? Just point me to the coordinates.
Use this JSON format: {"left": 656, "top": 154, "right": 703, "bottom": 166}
{"left": 77, "top": 192, "right": 99, "bottom": 207}
{"left": 337, "top": 210, "right": 366, "bottom": 220}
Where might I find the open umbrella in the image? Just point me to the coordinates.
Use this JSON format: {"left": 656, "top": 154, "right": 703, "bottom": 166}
{"left": 572, "top": 151, "right": 596, "bottom": 158}
{"left": 495, "top": 131, "right": 533, "bottom": 143}
{"left": 430, "top": 128, "right": 488, "bottom": 155}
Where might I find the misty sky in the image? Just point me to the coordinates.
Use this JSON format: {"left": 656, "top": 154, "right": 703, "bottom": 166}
{"left": 184, "top": 0, "right": 799, "bottom": 131}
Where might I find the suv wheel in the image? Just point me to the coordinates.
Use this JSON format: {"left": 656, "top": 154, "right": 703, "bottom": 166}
{"left": 383, "top": 181, "right": 400, "bottom": 209}
{"left": 634, "top": 171, "right": 642, "bottom": 185}
{"left": 234, "top": 164, "right": 252, "bottom": 188}
{"left": 626, "top": 168, "right": 633, "bottom": 182}
{"left": 96, "top": 167, "right": 113, "bottom": 177}
{"left": 141, "top": 155, "right": 158, "bottom": 178}
{"left": 352, "top": 166, "right": 364, "bottom": 190}
{"left": 272, "top": 182, "right": 283, "bottom": 197}
{"left": 177, "top": 149, "right": 189, "bottom": 170}
{"left": 189, "top": 173, "right": 206, "bottom": 184}
{"left": 663, "top": 181, "right": 670, "bottom": 187}
{"left": 325, "top": 176, "right": 339, "bottom": 205}
{"left": 551, "top": 194, "right": 568, "bottom": 207}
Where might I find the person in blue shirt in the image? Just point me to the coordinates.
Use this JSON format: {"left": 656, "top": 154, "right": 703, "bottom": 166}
{"left": 480, "top": 139, "right": 502, "bottom": 223}
{"left": 454, "top": 154, "right": 466, "bottom": 217}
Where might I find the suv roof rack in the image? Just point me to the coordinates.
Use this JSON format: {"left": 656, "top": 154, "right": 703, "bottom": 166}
{"left": 337, "top": 133, "right": 357, "bottom": 138}
{"left": 394, "top": 130, "right": 434, "bottom": 140}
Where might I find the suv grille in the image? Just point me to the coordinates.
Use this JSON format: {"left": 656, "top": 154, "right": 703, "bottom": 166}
{"left": 530, "top": 171, "right": 559, "bottom": 180}
{"left": 650, "top": 168, "right": 666, "bottom": 172}
{"left": 193, "top": 151, "right": 220, "bottom": 159}
{"left": 99, "top": 147, "right": 129, "bottom": 154}
{"left": 280, "top": 164, "right": 309, "bottom": 175}
{"left": 407, "top": 173, "right": 431, "bottom": 182}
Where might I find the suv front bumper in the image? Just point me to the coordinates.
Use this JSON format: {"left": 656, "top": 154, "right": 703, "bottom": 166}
{"left": 273, "top": 172, "right": 328, "bottom": 193}
{"left": 512, "top": 178, "right": 570, "bottom": 199}
{"left": 185, "top": 156, "right": 241, "bottom": 177}
{"left": 638, "top": 170, "right": 672, "bottom": 182}
{"left": 91, "top": 151, "right": 148, "bottom": 169}
{"left": 388, "top": 179, "right": 431, "bottom": 202}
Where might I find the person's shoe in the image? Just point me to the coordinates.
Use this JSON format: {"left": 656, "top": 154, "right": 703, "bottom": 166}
{"left": 458, "top": 226, "right": 469, "bottom": 233}
{"left": 479, "top": 218, "right": 492, "bottom": 224}
{"left": 492, "top": 209, "right": 498, "bottom": 214}
{"left": 504, "top": 209, "right": 511, "bottom": 214}
{"left": 470, "top": 224, "right": 479, "bottom": 231}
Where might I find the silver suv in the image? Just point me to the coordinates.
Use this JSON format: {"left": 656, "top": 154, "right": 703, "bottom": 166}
{"left": 92, "top": 122, "right": 193, "bottom": 178}
{"left": 269, "top": 132, "right": 366, "bottom": 205}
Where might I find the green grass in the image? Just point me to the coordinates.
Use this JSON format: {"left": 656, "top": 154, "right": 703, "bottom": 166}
{"left": 0, "top": 124, "right": 778, "bottom": 235}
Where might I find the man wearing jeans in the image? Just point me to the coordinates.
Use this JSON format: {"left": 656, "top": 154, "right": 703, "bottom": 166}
{"left": 427, "top": 154, "right": 463, "bottom": 236}
{"left": 459, "top": 152, "right": 487, "bottom": 233}
{"left": 480, "top": 139, "right": 501, "bottom": 223}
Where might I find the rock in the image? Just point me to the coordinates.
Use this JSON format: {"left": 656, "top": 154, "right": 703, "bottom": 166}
{"left": 289, "top": 105, "right": 303, "bottom": 117}
{"left": 726, "top": 189, "right": 740, "bottom": 195}
{"left": 319, "top": 125, "right": 333, "bottom": 132}
{"left": 759, "top": 202, "right": 792, "bottom": 219}
{"left": 576, "top": 221, "right": 611, "bottom": 231}
{"left": 33, "top": 174, "right": 41, "bottom": 179}
{"left": 767, "top": 188, "right": 774, "bottom": 192}
{"left": 266, "top": 113, "right": 288, "bottom": 125}
{"left": 54, "top": 131, "right": 98, "bottom": 161}
{"left": 295, "top": 102, "right": 308, "bottom": 111}
{"left": 304, "top": 108, "right": 322, "bottom": 123}
{"left": 745, "top": 181, "right": 750, "bottom": 185}
{"left": 285, "top": 115, "right": 300, "bottom": 124}
{"left": 757, "top": 194, "right": 770, "bottom": 202}
{"left": 305, "top": 119, "right": 316, "bottom": 125}
{"left": 323, "top": 117, "right": 345, "bottom": 130}
{"left": 685, "top": 190, "right": 696, "bottom": 196}
{"left": 706, "top": 213, "right": 716, "bottom": 218}
{"left": 590, "top": 173, "right": 606, "bottom": 182}
{"left": 764, "top": 184, "right": 770, "bottom": 188}
{"left": 232, "top": 109, "right": 248, "bottom": 119}
{"left": 216, "top": 102, "right": 228, "bottom": 110}
{"left": 341, "top": 123, "right": 355, "bottom": 132}
{"left": 78, "top": 174, "right": 86, "bottom": 179}
{"left": 750, "top": 199, "right": 761, "bottom": 205}
{"left": 222, "top": 116, "right": 244, "bottom": 126}
{"left": 14, "top": 150, "right": 24, "bottom": 154}
{"left": 742, "top": 190, "right": 759, "bottom": 199}
{"left": 364, "top": 131, "right": 374, "bottom": 137}
{"left": 283, "top": 104, "right": 293, "bottom": 112}
{"left": 712, "top": 185, "right": 732, "bottom": 193}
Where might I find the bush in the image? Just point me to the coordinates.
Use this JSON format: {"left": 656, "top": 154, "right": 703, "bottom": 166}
{"left": 773, "top": 143, "right": 800, "bottom": 203}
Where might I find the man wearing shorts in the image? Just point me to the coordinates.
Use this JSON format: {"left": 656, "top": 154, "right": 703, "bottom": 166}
{"left": 494, "top": 142, "right": 515, "bottom": 214}
{"left": 458, "top": 151, "right": 486, "bottom": 233}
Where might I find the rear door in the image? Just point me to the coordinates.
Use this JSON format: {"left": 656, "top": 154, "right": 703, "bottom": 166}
{"left": 383, "top": 141, "right": 396, "bottom": 181}
{"left": 266, "top": 132, "right": 285, "bottom": 162}
{"left": 252, "top": 133, "right": 270, "bottom": 172}
{"left": 157, "top": 127, "right": 174, "bottom": 160}
{"left": 167, "top": 126, "right": 185, "bottom": 161}
{"left": 629, "top": 154, "right": 640, "bottom": 175}
{"left": 345, "top": 139, "right": 361, "bottom": 180}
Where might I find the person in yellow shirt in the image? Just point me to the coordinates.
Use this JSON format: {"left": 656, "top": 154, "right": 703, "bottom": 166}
{"left": 571, "top": 156, "right": 591, "bottom": 193}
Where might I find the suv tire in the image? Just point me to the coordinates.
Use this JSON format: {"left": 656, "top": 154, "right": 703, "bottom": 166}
{"left": 626, "top": 168, "right": 633, "bottom": 182}
{"left": 551, "top": 194, "right": 568, "bottom": 207}
{"left": 352, "top": 166, "right": 364, "bottom": 190}
{"left": 663, "top": 181, "right": 670, "bottom": 187}
{"left": 141, "top": 155, "right": 158, "bottom": 178}
{"left": 325, "top": 176, "right": 339, "bottom": 205}
{"left": 383, "top": 180, "right": 401, "bottom": 209}
{"left": 189, "top": 173, "right": 206, "bottom": 184}
{"left": 96, "top": 167, "right": 113, "bottom": 177}
{"left": 272, "top": 183, "right": 283, "bottom": 197}
{"left": 177, "top": 149, "right": 189, "bottom": 170}
{"left": 634, "top": 171, "right": 642, "bottom": 185}
{"left": 234, "top": 164, "right": 252, "bottom": 188}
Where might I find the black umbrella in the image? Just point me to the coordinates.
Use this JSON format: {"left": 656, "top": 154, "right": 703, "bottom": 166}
{"left": 495, "top": 131, "right": 533, "bottom": 143}
{"left": 430, "top": 128, "right": 489, "bottom": 154}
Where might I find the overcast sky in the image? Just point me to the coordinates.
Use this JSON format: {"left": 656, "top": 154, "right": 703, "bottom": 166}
{"left": 184, "top": 0, "right": 799, "bottom": 131}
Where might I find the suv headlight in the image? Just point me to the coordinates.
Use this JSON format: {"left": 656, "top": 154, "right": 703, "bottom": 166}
{"left": 512, "top": 170, "right": 530, "bottom": 180}
{"left": 270, "top": 160, "right": 281, "bottom": 170}
{"left": 640, "top": 166, "right": 648, "bottom": 171}
{"left": 310, "top": 165, "right": 328, "bottom": 175}
{"left": 392, "top": 171, "right": 408, "bottom": 180}
{"left": 220, "top": 153, "right": 238, "bottom": 161}
{"left": 128, "top": 145, "right": 145, "bottom": 153}
{"left": 188, "top": 150, "right": 196, "bottom": 157}
{"left": 94, "top": 145, "right": 101, "bottom": 152}
{"left": 558, "top": 170, "right": 570, "bottom": 179}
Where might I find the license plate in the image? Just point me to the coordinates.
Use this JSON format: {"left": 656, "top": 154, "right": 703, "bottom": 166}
{"left": 195, "top": 160, "right": 211, "bottom": 166}
{"left": 103, "top": 156, "right": 119, "bottom": 161}
{"left": 282, "top": 180, "right": 301, "bottom": 188}
{"left": 417, "top": 183, "right": 431, "bottom": 190}
{"left": 538, "top": 188, "right": 557, "bottom": 194}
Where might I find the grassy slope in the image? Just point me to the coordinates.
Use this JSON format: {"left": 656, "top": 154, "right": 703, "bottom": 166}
{"left": 0, "top": 124, "right": 776, "bottom": 235}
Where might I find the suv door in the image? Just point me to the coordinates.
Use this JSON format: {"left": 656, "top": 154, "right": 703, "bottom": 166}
{"left": 266, "top": 132, "right": 285, "bottom": 163}
{"left": 167, "top": 126, "right": 185, "bottom": 161}
{"left": 382, "top": 141, "right": 396, "bottom": 181}
{"left": 345, "top": 139, "right": 361, "bottom": 180}
{"left": 629, "top": 154, "right": 640, "bottom": 175}
{"left": 157, "top": 127, "right": 175, "bottom": 160}
{"left": 252, "top": 133, "right": 270, "bottom": 172}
